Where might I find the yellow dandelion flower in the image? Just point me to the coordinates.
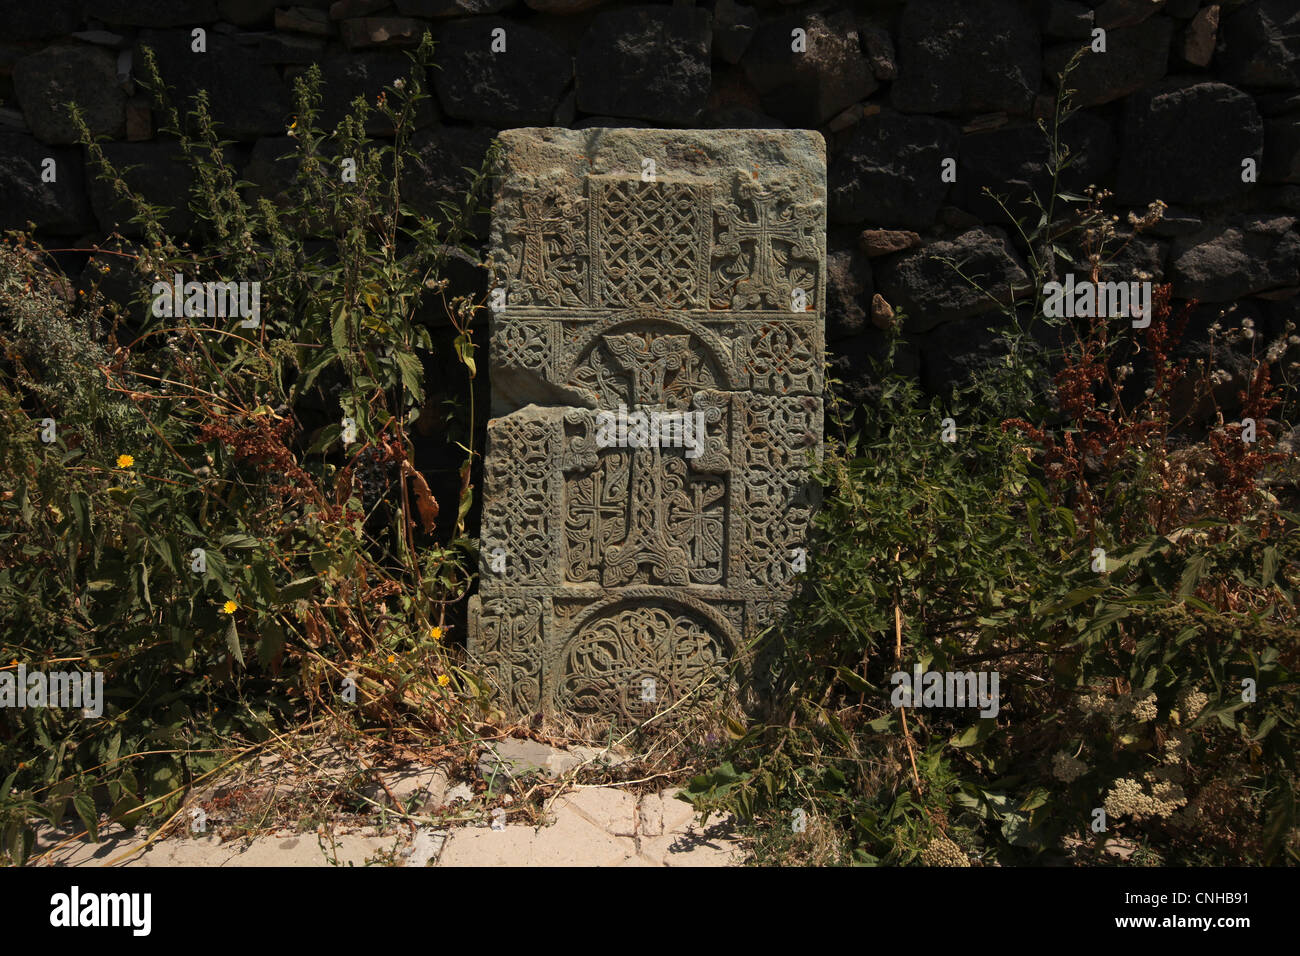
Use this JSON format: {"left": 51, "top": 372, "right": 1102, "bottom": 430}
{"left": 429, "top": 626, "right": 443, "bottom": 641}
{"left": 221, "top": 600, "right": 237, "bottom": 615}
{"left": 117, "top": 454, "right": 135, "bottom": 469}
{"left": 387, "top": 654, "right": 395, "bottom": 664}
{"left": 437, "top": 674, "right": 450, "bottom": 687}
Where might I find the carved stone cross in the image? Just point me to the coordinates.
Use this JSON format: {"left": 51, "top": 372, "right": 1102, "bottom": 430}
{"left": 714, "top": 175, "right": 820, "bottom": 309}
{"left": 603, "top": 333, "right": 692, "bottom": 405}
{"left": 472, "top": 129, "right": 826, "bottom": 724}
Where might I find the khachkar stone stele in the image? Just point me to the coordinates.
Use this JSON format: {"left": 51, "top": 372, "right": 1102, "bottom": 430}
{"left": 469, "top": 128, "right": 825, "bottom": 724}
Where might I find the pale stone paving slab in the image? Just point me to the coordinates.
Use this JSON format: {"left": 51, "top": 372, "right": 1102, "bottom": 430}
{"left": 553, "top": 787, "right": 640, "bottom": 837}
{"left": 30, "top": 784, "right": 745, "bottom": 867}
{"left": 433, "top": 785, "right": 743, "bottom": 867}
{"left": 434, "top": 825, "right": 538, "bottom": 868}
{"left": 520, "top": 809, "right": 635, "bottom": 867}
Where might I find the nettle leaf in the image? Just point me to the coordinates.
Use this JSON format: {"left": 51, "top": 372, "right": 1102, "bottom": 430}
{"left": 1249, "top": 714, "right": 1278, "bottom": 742}
{"left": 307, "top": 423, "right": 344, "bottom": 455}
{"left": 298, "top": 346, "right": 338, "bottom": 393}
{"left": 278, "top": 576, "right": 317, "bottom": 601}
{"left": 867, "top": 712, "right": 898, "bottom": 732}
{"left": 1000, "top": 811, "right": 1031, "bottom": 846}
{"left": 393, "top": 349, "right": 425, "bottom": 400}
{"left": 137, "top": 561, "right": 152, "bottom": 610}
{"left": 257, "top": 618, "right": 285, "bottom": 670}
{"left": 825, "top": 710, "right": 853, "bottom": 750}
{"left": 68, "top": 491, "right": 92, "bottom": 540}
{"left": 836, "top": 666, "right": 872, "bottom": 694}
{"left": 148, "top": 761, "right": 181, "bottom": 799}
{"left": 107, "top": 795, "right": 145, "bottom": 828}
{"left": 204, "top": 548, "right": 230, "bottom": 587}
{"left": 1177, "top": 552, "right": 1211, "bottom": 599}
{"left": 73, "top": 791, "right": 99, "bottom": 842}
{"left": 225, "top": 616, "right": 244, "bottom": 669}
{"left": 685, "top": 762, "right": 742, "bottom": 795}
{"left": 330, "top": 301, "right": 351, "bottom": 353}
{"left": 252, "top": 560, "right": 278, "bottom": 604}
{"left": 1261, "top": 546, "right": 1278, "bottom": 587}
{"left": 1018, "top": 788, "right": 1051, "bottom": 813}
{"left": 951, "top": 720, "right": 997, "bottom": 749}
{"left": 1042, "top": 585, "right": 1106, "bottom": 615}
{"left": 457, "top": 476, "right": 474, "bottom": 526}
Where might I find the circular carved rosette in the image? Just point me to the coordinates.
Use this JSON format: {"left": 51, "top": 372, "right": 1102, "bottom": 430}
{"left": 555, "top": 602, "right": 729, "bottom": 725}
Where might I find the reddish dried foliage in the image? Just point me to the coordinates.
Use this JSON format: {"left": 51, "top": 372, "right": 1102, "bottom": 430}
{"left": 1208, "top": 361, "right": 1288, "bottom": 522}
{"left": 197, "top": 414, "right": 315, "bottom": 500}
{"left": 1005, "top": 284, "right": 1287, "bottom": 534}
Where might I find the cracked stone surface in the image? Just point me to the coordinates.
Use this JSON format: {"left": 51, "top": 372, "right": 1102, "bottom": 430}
{"left": 469, "top": 127, "right": 826, "bottom": 724}
{"left": 553, "top": 787, "right": 639, "bottom": 837}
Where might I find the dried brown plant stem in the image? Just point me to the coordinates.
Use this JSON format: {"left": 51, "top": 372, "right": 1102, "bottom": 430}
{"left": 894, "top": 547, "right": 922, "bottom": 793}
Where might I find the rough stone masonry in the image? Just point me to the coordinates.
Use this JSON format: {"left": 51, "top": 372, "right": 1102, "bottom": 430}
{"left": 469, "top": 128, "right": 825, "bottom": 724}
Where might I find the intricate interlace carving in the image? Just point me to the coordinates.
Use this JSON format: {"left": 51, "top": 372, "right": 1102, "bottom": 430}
{"left": 499, "top": 182, "right": 590, "bottom": 307}
{"left": 471, "top": 596, "right": 544, "bottom": 716}
{"left": 493, "top": 319, "right": 552, "bottom": 373}
{"left": 555, "top": 603, "right": 727, "bottom": 722}
{"left": 734, "top": 396, "right": 822, "bottom": 593}
{"left": 664, "top": 457, "right": 726, "bottom": 584}
{"left": 480, "top": 413, "right": 559, "bottom": 587}
{"left": 592, "top": 179, "right": 712, "bottom": 309}
{"left": 712, "top": 174, "right": 821, "bottom": 310}
{"left": 569, "top": 326, "right": 722, "bottom": 410}
{"left": 601, "top": 442, "right": 693, "bottom": 587}
{"left": 564, "top": 447, "right": 631, "bottom": 584}
{"left": 604, "top": 333, "right": 691, "bottom": 403}
{"left": 562, "top": 395, "right": 731, "bottom": 588}
{"left": 739, "top": 321, "right": 819, "bottom": 395}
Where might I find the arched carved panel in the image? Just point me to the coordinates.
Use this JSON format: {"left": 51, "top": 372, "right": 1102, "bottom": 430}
{"left": 554, "top": 596, "right": 735, "bottom": 724}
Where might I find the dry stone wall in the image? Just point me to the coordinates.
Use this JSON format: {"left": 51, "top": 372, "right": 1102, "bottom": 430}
{"left": 2, "top": 1, "right": 1297, "bottom": 405}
